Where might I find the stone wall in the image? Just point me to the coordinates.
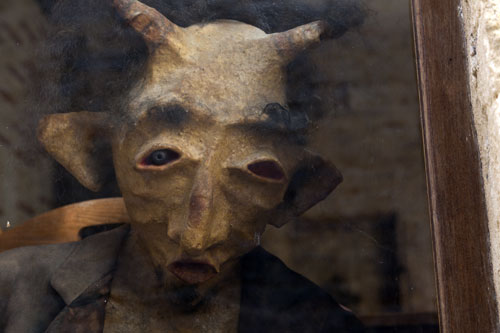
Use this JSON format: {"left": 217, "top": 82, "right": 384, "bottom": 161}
{"left": 461, "top": 0, "right": 500, "bottom": 317}
{"left": 263, "top": 0, "right": 436, "bottom": 315}
{"left": 0, "top": 0, "right": 53, "bottom": 230}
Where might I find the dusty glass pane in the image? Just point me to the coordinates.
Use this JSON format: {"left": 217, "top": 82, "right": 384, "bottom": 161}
{"left": 0, "top": 0, "right": 437, "bottom": 331}
{"left": 264, "top": 0, "right": 436, "bottom": 318}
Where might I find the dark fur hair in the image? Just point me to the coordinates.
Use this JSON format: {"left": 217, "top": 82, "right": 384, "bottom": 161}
{"left": 33, "top": 0, "right": 366, "bottom": 118}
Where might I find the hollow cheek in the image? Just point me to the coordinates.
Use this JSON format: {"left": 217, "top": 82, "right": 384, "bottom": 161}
{"left": 228, "top": 208, "right": 269, "bottom": 244}
{"left": 221, "top": 181, "right": 286, "bottom": 212}
{"left": 118, "top": 170, "right": 196, "bottom": 222}
{"left": 133, "top": 225, "right": 180, "bottom": 270}
{"left": 123, "top": 195, "right": 166, "bottom": 224}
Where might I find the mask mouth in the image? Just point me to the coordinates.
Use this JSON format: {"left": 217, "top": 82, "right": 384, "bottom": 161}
{"left": 168, "top": 260, "right": 217, "bottom": 285}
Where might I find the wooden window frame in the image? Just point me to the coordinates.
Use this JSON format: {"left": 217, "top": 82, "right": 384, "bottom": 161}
{"left": 412, "top": 0, "right": 499, "bottom": 331}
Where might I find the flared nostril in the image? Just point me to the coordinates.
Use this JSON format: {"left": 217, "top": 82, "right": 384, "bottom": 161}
{"left": 180, "top": 235, "right": 205, "bottom": 256}
{"left": 167, "top": 226, "right": 182, "bottom": 245}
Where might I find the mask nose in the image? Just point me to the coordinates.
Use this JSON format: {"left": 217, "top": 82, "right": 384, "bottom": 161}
{"left": 178, "top": 166, "right": 229, "bottom": 256}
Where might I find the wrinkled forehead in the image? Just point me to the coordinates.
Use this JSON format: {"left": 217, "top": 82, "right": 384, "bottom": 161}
{"left": 123, "top": 89, "right": 307, "bottom": 138}
{"left": 120, "top": 85, "right": 308, "bottom": 144}
{"left": 126, "top": 77, "right": 286, "bottom": 125}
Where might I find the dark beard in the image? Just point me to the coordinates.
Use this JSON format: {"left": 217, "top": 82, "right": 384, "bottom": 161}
{"left": 155, "top": 265, "right": 215, "bottom": 312}
{"left": 165, "top": 285, "right": 214, "bottom": 312}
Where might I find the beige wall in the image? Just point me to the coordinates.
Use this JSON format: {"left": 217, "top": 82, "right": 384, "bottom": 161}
{"left": 462, "top": 0, "right": 500, "bottom": 317}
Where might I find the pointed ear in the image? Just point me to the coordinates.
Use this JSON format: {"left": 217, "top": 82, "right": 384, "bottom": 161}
{"left": 271, "top": 153, "right": 342, "bottom": 227}
{"left": 37, "top": 112, "right": 110, "bottom": 192}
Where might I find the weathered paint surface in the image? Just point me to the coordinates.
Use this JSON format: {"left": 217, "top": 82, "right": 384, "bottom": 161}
{"left": 462, "top": 0, "right": 500, "bottom": 318}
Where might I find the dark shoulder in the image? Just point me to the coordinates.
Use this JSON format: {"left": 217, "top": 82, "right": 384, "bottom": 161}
{"left": 0, "top": 242, "right": 77, "bottom": 296}
{"left": 240, "top": 247, "right": 364, "bottom": 333}
{"left": 0, "top": 242, "right": 78, "bottom": 331}
{"left": 0, "top": 241, "right": 77, "bottom": 273}
{"left": 0, "top": 223, "right": 127, "bottom": 283}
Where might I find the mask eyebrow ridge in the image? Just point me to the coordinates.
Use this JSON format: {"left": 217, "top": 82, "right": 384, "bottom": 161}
{"left": 143, "top": 103, "right": 189, "bottom": 125}
{"left": 233, "top": 103, "right": 309, "bottom": 134}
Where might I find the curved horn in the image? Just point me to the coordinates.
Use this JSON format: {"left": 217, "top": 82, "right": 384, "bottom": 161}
{"left": 112, "top": 0, "right": 183, "bottom": 52}
{"left": 269, "top": 21, "right": 328, "bottom": 61}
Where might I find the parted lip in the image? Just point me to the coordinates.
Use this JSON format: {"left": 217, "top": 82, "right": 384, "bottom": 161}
{"left": 168, "top": 259, "right": 217, "bottom": 285}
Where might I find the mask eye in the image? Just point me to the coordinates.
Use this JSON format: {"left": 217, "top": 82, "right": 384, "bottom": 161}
{"left": 247, "top": 160, "right": 285, "bottom": 181}
{"left": 142, "top": 149, "right": 180, "bottom": 166}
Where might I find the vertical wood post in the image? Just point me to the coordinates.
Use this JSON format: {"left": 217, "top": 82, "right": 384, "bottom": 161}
{"left": 412, "top": 0, "right": 499, "bottom": 331}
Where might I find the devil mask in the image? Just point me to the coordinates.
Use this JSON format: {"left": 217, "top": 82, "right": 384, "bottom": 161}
{"left": 37, "top": 0, "right": 342, "bottom": 286}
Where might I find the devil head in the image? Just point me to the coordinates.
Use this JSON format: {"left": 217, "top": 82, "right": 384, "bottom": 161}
{"left": 37, "top": 0, "right": 342, "bottom": 286}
